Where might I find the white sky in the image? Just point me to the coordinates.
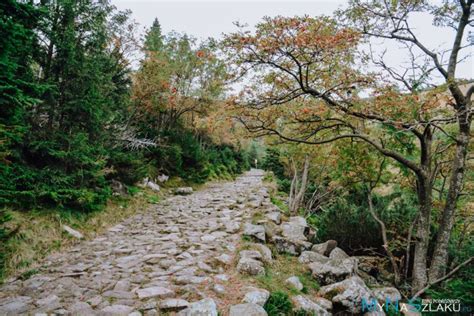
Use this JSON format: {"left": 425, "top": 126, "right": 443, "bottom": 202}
{"left": 112, "top": 0, "right": 473, "bottom": 80}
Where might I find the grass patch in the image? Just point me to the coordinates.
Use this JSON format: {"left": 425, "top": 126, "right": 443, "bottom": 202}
{"left": 254, "top": 250, "right": 320, "bottom": 297}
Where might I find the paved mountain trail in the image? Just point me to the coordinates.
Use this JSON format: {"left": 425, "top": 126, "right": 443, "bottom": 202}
{"left": 0, "top": 169, "right": 272, "bottom": 315}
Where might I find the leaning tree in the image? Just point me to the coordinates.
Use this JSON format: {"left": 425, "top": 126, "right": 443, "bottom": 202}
{"left": 223, "top": 0, "right": 472, "bottom": 293}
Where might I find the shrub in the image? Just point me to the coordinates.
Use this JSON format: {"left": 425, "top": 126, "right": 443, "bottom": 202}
{"left": 264, "top": 291, "right": 293, "bottom": 316}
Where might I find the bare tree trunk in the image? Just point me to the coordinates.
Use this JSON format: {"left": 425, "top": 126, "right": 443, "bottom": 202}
{"left": 289, "top": 156, "right": 309, "bottom": 215}
{"left": 412, "top": 176, "right": 432, "bottom": 294}
{"left": 367, "top": 189, "right": 400, "bottom": 285}
{"left": 429, "top": 125, "right": 470, "bottom": 281}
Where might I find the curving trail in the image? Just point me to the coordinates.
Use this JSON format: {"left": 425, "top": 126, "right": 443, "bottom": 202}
{"left": 0, "top": 169, "right": 270, "bottom": 315}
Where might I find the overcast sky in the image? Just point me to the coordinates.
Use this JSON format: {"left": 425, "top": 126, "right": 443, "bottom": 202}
{"left": 112, "top": 0, "right": 473, "bottom": 80}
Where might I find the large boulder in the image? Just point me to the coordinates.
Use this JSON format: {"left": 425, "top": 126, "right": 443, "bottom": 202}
{"left": 177, "top": 298, "right": 218, "bottom": 316}
{"left": 329, "top": 247, "right": 350, "bottom": 260}
{"left": 319, "top": 276, "right": 374, "bottom": 314}
{"left": 242, "top": 288, "right": 270, "bottom": 306}
{"left": 272, "top": 236, "right": 312, "bottom": 256}
{"left": 229, "top": 303, "right": 267, "bottom": 316}
{"left": 236, "top": 257, "right": 265, "bottom": 276}
{"left": 292, "top": 295, "right": 331, "bottom": 315}
{"left": 265, "top": 212, "right": 281, "bottom": 224}
{"left": 311, "top": 240, "right": 337, "bottom": 256}
{"left": 243, "top": 223, "right": 266, "bottom": 242}
{"left": 298, "top": 251, "right": 330, "bottom": 264}
{"left": 281, "top": 216, "right": 308, "bottom": 240}
{"left": 251, "top": 244, "right": 273, "bottom": 264}
{"left": 308, "top": 257, "right": 358, "bottom": 285}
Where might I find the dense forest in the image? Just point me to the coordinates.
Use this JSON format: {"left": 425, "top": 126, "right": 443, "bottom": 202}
{"left": 0, "top": 0, "right": 473, "bottom": 314}
{"left": 0, "top": 0, "right": 254, "bottom": 277}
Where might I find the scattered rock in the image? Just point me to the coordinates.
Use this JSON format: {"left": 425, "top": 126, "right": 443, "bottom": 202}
{"left": 136, "top": 286, "right": 174, "bottom": 299}
{"left": 311, "top": 240, "right": 338, "bottom": 256}
{"left": 263, "top": 221, "right": 281, "bottom": 239}
{"left": 215, "top": 253, "right": 233, "bottom": 266}
{"left": 62, "top": 225, "right": 84, "bottom": 239}
{"left": 229, "top": 303, "right": 267, "bottom": 316}
{"left": 298, "top": 251, "right": 330, "bottom": 264}
{"left": 314, "top": 297, "right": 333, "bottom": 311}
{"left": 236, "top": 257, "right": 265, "bottom": 276}
{"left": 111, "top": 179, "right": 128, "bottom": 196}
{"left": 177, "top": 298, "right": 218, "bottom": 316}
{"left": 175, "top": 187, "right": 193, "bottom": 195}
{"left": 100, "top": 304, "right": 134, "bottom": 315}
{"left": 242, "top": 288, "right": 270, "bottom": 306}
{"left": 243, "top": 223, "right": 266, "bottom": 242}
{"left": 213, "top": 284, "right": 226, "bottom": 295}
{"left": 292, "top": 295, "right": 330, "bottom": 315}
{"left": 157, "top": 174, "right": 169, "bottom": 183}
{"left": 329, "top": 247, "right": 349, "bottom": 260}
{"left": 0, "top": 296, "right": 32, "bottom": 315}
{"left": 35, "top": 295, "right": 61, "bottom": 312}
{"left": 70, "top": 302, "right": 94, "bottom": 315}
{"left": 252, "top": 244, "right": 273, "bottom": 263}
{"left": 281, "top": 217, "right": 308, "bottom": 240}
{"left": 265, "top": 212, "right": 281, "bottom": 224}
{"left": 272, "top": 236, "right": 312, "bottom": 256}
{"left": 159, "top": 298, "right": 189, "bottom": 311}
{"left": 240, "top": 250, "right": 263, "bottom": 261}
{"left": 146, "top": 183, "right": 160, "bottom": 192}
{"left": 308, "top": 257, "right": 358, "bottom": 285}
{"left": 285, "top": 276, "right": 303, "bottom": 291}
{"left": 319, "top": 276, "right": 373, "bottom": 313}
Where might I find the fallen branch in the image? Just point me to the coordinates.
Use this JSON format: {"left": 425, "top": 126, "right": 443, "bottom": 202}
{"left": 411, "top": 256, "right": 473, "bottom": 300}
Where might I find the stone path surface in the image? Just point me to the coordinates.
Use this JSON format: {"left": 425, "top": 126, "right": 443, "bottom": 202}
{"left": 0, "top": 169, "right": 271, "bottom": 315}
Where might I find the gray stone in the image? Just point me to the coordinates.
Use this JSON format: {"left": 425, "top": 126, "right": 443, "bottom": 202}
{"left": 236, "top": 257, "right": 265, "bottom": 276}
{"left": 243, "top": 223, "right": 266, "bottom": 242}
{"left": 265, "top": 212, "right": 281, "bottom": 224}
{"left": 175, "top": 187, "right": 193, "bottom": 195}
{"left": 292, "top": 295, "right": 330, "bottom": 315}
{"left": 239, "top": 250, "right": 263, "bottom": 261}
{"left": 144, "top": 180, "right": 160, "bottom": 191}
{"left": 213, "top": 284, "right": 226, "bottom": 295}
{"left": 229, "top": 303, "right": 267, "bottom": 316}
{"left": 311, "top": 240, "right": 338, "bottom": 256}
{"left": 308, "top": 257, "right": 358, "bottom": 284}
{"left": 159, "top": 298, "right": 189, "bottom": 311}
{"left": 100, "top": 304, "right": 134, "bottom": 315}
{"left": 136, "top": 286, "right": 174, "bottom": 299}
{"left": 35, "top": 295, "right": 61, "bottom": 312}
{"left": 285, "top": 276, "right": 303, "bottom": 291}
{"left": 242, "top": 288, "right": 270, "bottom": 306}
{"left": 319, "top": 276, "right": 374, "bottom": 313}
{"left": 63, "top": 225, "right": 84, "bottom": 239}
{"left": 272, "top": 236, "right": 312, "bottom": 256}
{"left": 314, "top": 297, "right": 333, "bottom": 311}
{"left": 70, "top": 301, "right": 94, "bottom": 315}
{"left": 329, "top": 247, "right": 350, "bottom": 260}
{"left": 215, "top": 253, "right": 233, "bottom": 266}
{"left": 177, "top": 298, "right": 218, "bottom": 316}
{"left": 298, "top": 251, "right": 330, "bottom": 264}
{"left": 252, "top": 244, "right": 273, "bottom": 263}
{"left": 0, "top": 296, "right": 32, "bottom": 315}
